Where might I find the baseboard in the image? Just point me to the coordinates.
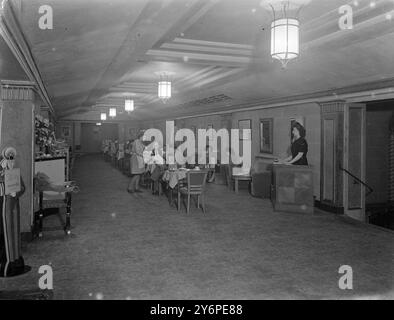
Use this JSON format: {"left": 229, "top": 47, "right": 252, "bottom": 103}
{"left": 315, "top": 200, "right": 344, "bottom": 214}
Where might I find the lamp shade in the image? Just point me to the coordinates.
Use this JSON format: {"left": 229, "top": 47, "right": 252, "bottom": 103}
{"left": 109, "top": 107, "right": 116, "bottom": 118}
{"left": 271, "top": 18, "right": 299, "bottom": 67}
{"left": 125, "top": 99, "right": 134, "bottom": 112}
{"left": 100, "top": 113, "right": 107, "bottom": 121}
{"left": 158, "top": 81, "right": 171, "bottom": 101}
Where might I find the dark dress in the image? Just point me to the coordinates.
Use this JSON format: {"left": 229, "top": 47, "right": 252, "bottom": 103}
{"left": 290, "top": 137, "right": 308, "bottom": 166}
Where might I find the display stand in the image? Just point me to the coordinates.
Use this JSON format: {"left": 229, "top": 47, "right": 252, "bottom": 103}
{"left": 34, "top": 156, "right": 72, "bottom": 236}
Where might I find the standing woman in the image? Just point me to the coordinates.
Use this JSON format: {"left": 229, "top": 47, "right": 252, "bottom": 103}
{"left": 280, "top": 122, "right": 309, "bottom": 165}
{"left": 127, "top": 131, "right": 145, "bottom": 193}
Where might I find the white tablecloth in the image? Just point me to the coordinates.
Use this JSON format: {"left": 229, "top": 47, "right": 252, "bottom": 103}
{"left": 162, "top": 170, "right": 187, "bottom": 188}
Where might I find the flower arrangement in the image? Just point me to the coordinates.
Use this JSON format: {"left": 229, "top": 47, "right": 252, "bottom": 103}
{"left": 35, "top": 114, "right": 56, "bottom": 155}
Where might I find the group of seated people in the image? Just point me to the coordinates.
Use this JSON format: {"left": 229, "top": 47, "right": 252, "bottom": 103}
{"left": 102, "top": 136, "right": 219, "bottom": 195}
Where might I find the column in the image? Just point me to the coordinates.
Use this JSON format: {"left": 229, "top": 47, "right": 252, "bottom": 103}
{"left": 389, "top": 112, "right": 394, "bottom": 202}
{"left": 0, "top": 80, "right": 35, "bottom": 234}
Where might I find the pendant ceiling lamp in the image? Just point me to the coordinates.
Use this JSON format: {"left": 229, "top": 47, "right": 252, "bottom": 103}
{"left": 109, "top": 107, "right": 116, "bottom": 118}
{"left": 263, "top": 0, "right": 309, "bottom": 68}
{"left": 271, "top": 17, "right": 299, "bottom": 68}
{"left": 156, "top": 72, "right": 173, "bottom": 103}
{"left": 125, "top": 99, "right": 134, "bottom": 113}
{"left": 100, "top": 113, "right": 107, "bottom": 121}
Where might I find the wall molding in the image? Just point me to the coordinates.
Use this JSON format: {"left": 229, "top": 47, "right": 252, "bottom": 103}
{"left": 171, "top": 81, "right": 394, "bottom": 121}
{"left": 0, "top": 80, "right": 35, "bottom": 101}
{"left": 320, "top": 101, "right": 345, "bottom": 113}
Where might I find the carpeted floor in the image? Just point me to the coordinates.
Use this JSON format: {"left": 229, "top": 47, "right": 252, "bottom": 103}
{"left": 1, "top": 154, "right": 393, "bottom": 299}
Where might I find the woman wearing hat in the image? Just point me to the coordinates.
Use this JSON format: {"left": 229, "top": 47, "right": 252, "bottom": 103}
{"left": 127, "top": 131, "right": 146, "bottom": 193}
{"left": 280, "top": 122, "right": 309, "bottom": 166}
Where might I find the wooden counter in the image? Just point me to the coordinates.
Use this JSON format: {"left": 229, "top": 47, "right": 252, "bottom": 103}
{"left": 271, "top": 164, "right": 314, "bottom": 214}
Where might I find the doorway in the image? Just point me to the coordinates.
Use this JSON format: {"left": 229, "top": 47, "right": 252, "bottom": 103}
{"left": 320, "top": 102, "right": 367, "bottom": 221}
{"left": 343, "top": 103, "right": 366, "bottom": 222}
{"left": 365, "top": 100, "right": 394, "bottom": 230}
{"left": 81, "top": 123, "right": 118, "bottom": 154}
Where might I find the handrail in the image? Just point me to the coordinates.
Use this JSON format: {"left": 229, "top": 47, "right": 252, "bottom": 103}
{"left": 339, "top": 166, "right": 373, "bottom": 197}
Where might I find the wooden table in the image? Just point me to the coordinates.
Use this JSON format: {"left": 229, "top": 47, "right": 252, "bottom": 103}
{"left": 162, "top": 169, "right": 187, "bottom": 188}
{"left": 162, "top": 169, "right": 188, "bottom": 206}
{"left": 232, "top": 175, "right": 252, "bottom": 193}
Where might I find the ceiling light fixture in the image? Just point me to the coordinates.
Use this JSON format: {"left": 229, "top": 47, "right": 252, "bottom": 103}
{"left": 125, "top": 99, "right": 134, "bottom": 113}
{"left": 271, "top": 16, "right": 299, "bottom": 68}
{"left": 157, "top": 72, "right": 173, "bottom": 103}
{"left": 263, "top": 0, "right": 309, "bottom": 68}
{"left": 109, "top": 107, "right": 116, "bottom": 118}
{"left": 100, "top": 113, "right": 107, "bottom": 121}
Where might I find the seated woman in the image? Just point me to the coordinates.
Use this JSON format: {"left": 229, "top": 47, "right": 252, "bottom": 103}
{"left": 280, "top": 122, "right": 308, "bottom": 166}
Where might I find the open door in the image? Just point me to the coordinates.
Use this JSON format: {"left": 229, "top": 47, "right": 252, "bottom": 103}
{"left": 343, "top": 103, "right": 366, "bottom": 221}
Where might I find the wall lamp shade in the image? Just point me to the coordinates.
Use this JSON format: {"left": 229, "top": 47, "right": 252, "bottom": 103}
{"left": 158, "top": 81, "right": 171, "bottom": 102}
{"left": 109, "top": 107, "right": 116, "bottom": 118}
{"left": 100, "top": 113, "right": 107, "bottom": 121}
{"left": 125, "top": 99, "right": 134, "bottom": 112}
{"left": 271, "top": 18, "right": 299, "bottom": 68}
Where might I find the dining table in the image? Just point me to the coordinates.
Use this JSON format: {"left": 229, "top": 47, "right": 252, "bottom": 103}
{"left": 162, "top": 168, "right": 188, "bottom": 189}
{"left": 161, "top": 168, "right": 189, "bottom": 206}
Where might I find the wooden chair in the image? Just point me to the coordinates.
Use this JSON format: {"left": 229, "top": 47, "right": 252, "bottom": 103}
{"left": 232, "top": 167, "right": 251, "bottom": 193}
{"left": 177, "top": 170, "right": 208, "bottom": 213}
{"left": 36, "top": 184, "right": 72, "bottom": 237}
{"left": 149, "top": 165, "right": 164, "bottom": 195}
{"left": 34, "top": 157, "right": 76, "bottom": 237}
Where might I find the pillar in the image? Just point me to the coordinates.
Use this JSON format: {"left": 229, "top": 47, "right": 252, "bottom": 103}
{"left": 320, "top": 101, "right": 345, "bottom": 213}
{"left": 0, "top": 80, "right": 35, "bottom": 233}
{"left": 389, "top": 112, "right": 394, "bottom": 202}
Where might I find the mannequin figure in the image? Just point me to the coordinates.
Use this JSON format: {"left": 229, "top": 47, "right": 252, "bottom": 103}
{"left": 0, "top": 147, "right": 30, "bottom": 277}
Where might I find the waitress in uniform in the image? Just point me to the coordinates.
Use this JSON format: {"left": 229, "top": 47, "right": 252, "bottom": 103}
{"left": 280, "top": 122, "right": 308, "bottom": 166}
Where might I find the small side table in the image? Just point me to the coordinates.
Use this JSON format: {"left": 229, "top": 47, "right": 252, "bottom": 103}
{"left": 233, "top": 175, "right": 252, "bottom": 193}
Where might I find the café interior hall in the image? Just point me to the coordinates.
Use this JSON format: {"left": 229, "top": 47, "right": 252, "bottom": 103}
{"left": 0, "top": 0, "right": 393, "bottom": 299}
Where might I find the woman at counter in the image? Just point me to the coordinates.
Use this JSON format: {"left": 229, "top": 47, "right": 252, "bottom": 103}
{"left": 279, "top": 122, "right": 308, "bottom": 166}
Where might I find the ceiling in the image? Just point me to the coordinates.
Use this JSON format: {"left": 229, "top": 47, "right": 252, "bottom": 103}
{"left": 7, "top": 0, "right": 394, "bottom": 121}
{"left": 0, "top": 34, "right": 28, "bottom": 80}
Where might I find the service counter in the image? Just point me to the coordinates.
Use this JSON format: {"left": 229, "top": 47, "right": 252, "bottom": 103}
{"left": 271, "top": 164, "right": 314, "bottom": 214}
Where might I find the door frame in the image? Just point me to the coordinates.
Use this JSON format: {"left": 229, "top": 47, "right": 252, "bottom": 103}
{"left": 343, "top": 103, "right": 366, "bottom": 221}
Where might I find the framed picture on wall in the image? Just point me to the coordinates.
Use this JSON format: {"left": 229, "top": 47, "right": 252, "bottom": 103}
{"left": 260, "top": 118, "right": 273, "bottom": 154}
{"left": 61, "top": 126, "right": 71, "bottom": 138}
{"left": 129, "top": 128, "right": 137, "bottom": 140}
{"left": 238, "top": 119, "right": 251, "bottom": 140}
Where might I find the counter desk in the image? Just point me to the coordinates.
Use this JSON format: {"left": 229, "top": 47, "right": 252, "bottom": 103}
{"left": 271, "top": 163, "right": 314, "bottom": 214}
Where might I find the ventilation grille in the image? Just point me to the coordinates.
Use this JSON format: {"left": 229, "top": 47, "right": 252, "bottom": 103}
{"left": 175, "top": 94, "right": 232, "bottom": 109}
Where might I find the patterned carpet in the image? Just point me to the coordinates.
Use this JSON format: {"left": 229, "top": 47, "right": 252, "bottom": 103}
{"left": 1, "top": 154, "right": 393, "bottom": 299}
